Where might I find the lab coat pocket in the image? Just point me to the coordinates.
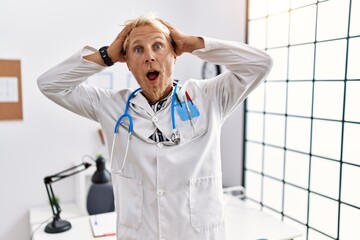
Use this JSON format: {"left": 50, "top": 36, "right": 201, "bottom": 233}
{"left": 113, "top": 174, "right": 143, "bottom": 230}
{"left": 175, "top": 100, "right": 207, "bottom": 142}
{"left": 189, "top": 176, "right": 224, "bottom": 232}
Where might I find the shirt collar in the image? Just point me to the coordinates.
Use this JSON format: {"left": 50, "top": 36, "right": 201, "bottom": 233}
{"left": 130, "top": 81, "right": 180, "bottom": 113}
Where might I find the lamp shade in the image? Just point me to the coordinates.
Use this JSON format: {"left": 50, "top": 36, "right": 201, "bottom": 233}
{"left": 87, "top": 155, "right": 114, "bottom": 215}
{"left": 91, "top": 156, "right": 111, "bottom": 184}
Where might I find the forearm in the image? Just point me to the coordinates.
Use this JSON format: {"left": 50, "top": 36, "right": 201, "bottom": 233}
{"left": 38, "top": 46, "right": 105, "bottom": 94}
{"left": 37, "top": 47, "right": 106, "bottom": 120}
{"left": 83, "top": 51, "right": 107, "bottom": 67}
{"left": 183, "top": 36, "right": 205, "bottom": 53}
{"left": 192, "top": 38, "right": 273, "bottom": 117}
{"left": 193, "top": 37, "right": 273, "bottom": 83}
{"left": 83, "top": 46, "right": 121, "bottom": 67}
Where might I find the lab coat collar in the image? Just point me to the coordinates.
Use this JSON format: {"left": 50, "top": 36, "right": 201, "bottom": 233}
{"left": 129, "top": 82, "right": 179, "bottom": 116}
{"left": 127, "top": 82, "right": 180, "bottom": 145}
{"left": 129, "top": 90, "right": 154, "bottom": 116}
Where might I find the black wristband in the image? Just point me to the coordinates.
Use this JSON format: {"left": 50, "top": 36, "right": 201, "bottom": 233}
{"left": 99, "top": 46, "right": 114, "bottom": 67}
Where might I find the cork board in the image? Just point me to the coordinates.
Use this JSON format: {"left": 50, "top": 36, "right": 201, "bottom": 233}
{"left": 0, "top": 59, "right": 23, "bottom": 120}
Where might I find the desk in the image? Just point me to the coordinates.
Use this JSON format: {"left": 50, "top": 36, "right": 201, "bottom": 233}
{"left": 225, "top": 196, "right": 302, "bottom": 240}
{"left": 31, "top": 212, "right": 115, "bottom": 240}
{"left": 30, "top": 197, "right": 301, "bottom": 240}
{"left": 29, "top": 202, "right": 81, "bottom": 226}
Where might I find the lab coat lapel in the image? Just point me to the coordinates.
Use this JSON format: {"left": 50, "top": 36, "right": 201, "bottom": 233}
{"left": 127, "top": 91, "right": 157, "bottom": 142}
{"left": 127, "top": 89, "right": 175, "bottom": 144}
{"left": 130, "top": 91, "right": 153, "bottom": 116}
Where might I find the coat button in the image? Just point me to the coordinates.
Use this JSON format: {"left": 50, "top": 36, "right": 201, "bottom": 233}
{"left": 152, "top": 116, "right": 158, "bottom": 122}
{"left": 157, "top": 142, "right": 163, "bottom": 148}
{"left": 157, "top": 189, "right": 164, "bottom": 196}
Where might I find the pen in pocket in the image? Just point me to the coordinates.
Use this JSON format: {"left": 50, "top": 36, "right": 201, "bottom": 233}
{"left": 183, "top": 95, "right": 196, "bottom": 131}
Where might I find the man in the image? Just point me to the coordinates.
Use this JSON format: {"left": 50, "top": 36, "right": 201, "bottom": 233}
{"left": 38, "top": 14, "right": 272, "bottom": 240}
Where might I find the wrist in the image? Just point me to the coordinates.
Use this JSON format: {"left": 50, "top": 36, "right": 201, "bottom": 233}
{"left": 186, "top": 36, "right": 205, "bottom": 53}
{"left": 99, "top": 46, "right": 114, "bottom": 67}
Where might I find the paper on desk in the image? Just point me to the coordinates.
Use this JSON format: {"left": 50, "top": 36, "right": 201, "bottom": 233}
{"left": 89, "top": 213, "right": 116, "bottom": 237}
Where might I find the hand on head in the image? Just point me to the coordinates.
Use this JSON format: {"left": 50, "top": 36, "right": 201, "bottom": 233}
{"left": 157, "top": 19, "right": 188, "bottom": 56}
{"left": 159, "top": 19, "right": 205, "bottom": 56}
{"left": 107, "top": 24, "right": 133, "bottom": 63}
{"left": 106, "top": 16, "right": 204, "bottom": 64}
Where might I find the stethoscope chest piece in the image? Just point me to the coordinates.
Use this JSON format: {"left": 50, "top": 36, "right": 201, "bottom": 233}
{"left": 171, "top": 130, "right": 181, "bottom": 144}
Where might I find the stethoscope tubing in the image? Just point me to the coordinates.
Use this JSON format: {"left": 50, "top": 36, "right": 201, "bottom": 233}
{"left": 171, "top": 84, "right": 178, "bottom": 131}
{"left": 110, "top": 84, "right": 179, "bottom": 174}
{"left": 110, "top": 132, "right": 131, "bottom": 174}
{"left": 113, "top": 87, "right": 142, "bottom": 134}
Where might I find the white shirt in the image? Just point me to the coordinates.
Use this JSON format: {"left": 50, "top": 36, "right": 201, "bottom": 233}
{"left": 37, "top": 37, "right": 272, "bottom": 240}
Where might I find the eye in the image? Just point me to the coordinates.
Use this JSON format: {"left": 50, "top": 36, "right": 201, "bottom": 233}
{"left": 134, "top": 47, "right": 143, "bottom": 54}
{"left": 154, "top": 43, "right": 163, "bottom": 50}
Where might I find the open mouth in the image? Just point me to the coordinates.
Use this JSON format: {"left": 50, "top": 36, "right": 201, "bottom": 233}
{"left": 146, "top": 71, "right": 159, "bottom": 81}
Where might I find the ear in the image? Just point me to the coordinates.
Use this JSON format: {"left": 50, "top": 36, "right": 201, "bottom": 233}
{"left": 125, "top": 62, "right": 132, "bottom": 72}
{"left": 124, "top": 55, "right": 131, "bottom": 71}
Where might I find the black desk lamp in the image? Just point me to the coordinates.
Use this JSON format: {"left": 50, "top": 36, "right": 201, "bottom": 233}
{"left": 91, "top": 155, "right": 111, "bottom": 184}
{"left": 87, "top": 156, "right": 113, "bottom": 215}
{"left": 43, "top": 162, "right": 91, "bottom": 233}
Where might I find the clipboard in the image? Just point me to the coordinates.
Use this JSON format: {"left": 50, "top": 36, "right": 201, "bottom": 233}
{"left": 89, "top": 212, "right": 116, "bottom": 238}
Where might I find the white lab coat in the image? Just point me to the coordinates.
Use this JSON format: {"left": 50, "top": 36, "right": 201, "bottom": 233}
{"left": 37, "top": 37, "right": 272, "bottom": 240}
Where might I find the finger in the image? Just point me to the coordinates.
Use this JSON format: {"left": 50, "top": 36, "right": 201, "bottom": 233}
{"left": 158, "top": 18, "right": 170, "bottom": 27}
{"left": 159, "top": 19, "right": 178, "bottom": 34}
{"left": 107, "top": 25, "right": 132, "bottom": 63}
{"left": 117, "top": 24, "right": 133, "bottom": 41}
{"left": 115, "top": 25, "right": 133, "bottom": 53}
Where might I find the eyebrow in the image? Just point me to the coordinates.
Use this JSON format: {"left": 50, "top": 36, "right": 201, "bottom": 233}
{"left": 130, "top": 36, "right": 166, "bottom": 47}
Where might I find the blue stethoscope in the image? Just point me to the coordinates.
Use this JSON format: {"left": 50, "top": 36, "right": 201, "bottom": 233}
{"left": 110, "top": 84, "right": 181, "bottom": 174}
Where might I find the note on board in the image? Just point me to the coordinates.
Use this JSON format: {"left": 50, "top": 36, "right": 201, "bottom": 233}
{"left": 0, "top": 59, "right": 23, "bottom": 120}
{"left": 0, "top": 77, "right": 19, "bottom": 102}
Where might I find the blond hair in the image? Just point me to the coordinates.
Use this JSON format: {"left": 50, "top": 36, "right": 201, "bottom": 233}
{"left": 122, "top": 13, "right": 172, "bottom": 54}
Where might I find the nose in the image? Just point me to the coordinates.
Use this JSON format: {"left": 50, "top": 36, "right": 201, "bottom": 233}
{"left": 145, "top": 57, "right": 155, "bottom": 63}
{"left": 145, "top": 58, "right": 155, "bottom": 63}
{"left": 144, "top": 49, "right": 155, "bottom": 63}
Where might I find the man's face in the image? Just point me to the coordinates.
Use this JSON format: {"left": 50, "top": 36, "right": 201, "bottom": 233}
{"left": 125, "top": 24, "right": 176, "bottom": 103}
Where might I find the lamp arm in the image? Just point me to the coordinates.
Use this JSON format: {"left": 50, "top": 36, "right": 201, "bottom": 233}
{"left": 45, "top": 162, "right": 92, "bottom": 183}
{"left": 43, "top": 162, "right": 92, "bottom": 222}
{"left": 44, "top": 181, "right": 61, "bottom": 221}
